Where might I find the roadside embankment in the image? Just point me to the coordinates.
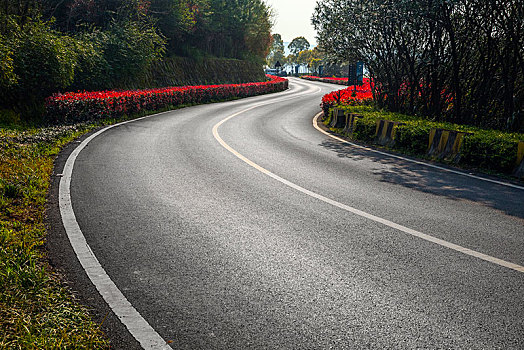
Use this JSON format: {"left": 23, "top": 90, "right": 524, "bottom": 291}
{"left": 321, "top": 106, "right": 524, "bottom": 178}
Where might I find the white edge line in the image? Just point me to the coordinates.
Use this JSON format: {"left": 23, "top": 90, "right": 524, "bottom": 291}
{"left": 56, "top": 85, "right": 307, "bottom": 350}
{"left": 313, "top": 112, "right": 524, "bottom": 191}
{"left": 59, "top": 113, "right": 173, "bottom": 349}
{"left": 212, "top": 102, "right": 524, "bottom": 274}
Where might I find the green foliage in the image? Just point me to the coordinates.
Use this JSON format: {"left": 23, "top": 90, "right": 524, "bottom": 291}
{"left": 70, "top": 30, "right": 112, "bottom": 91}
{"left": 0, "top": 33, "right": 17, "bottom": 87}
{"left": 7, "top": 19, "right": 78, "bottom": 104}
{"left": 329, "top": 105, "right": 524, "bottom": 175}
{"left": 352, "top": 118, "right": 376, "bottom": 143}
{"left": 461, "top": 132, "right": 520, "bottom": 174}
{"left": 1, "top": 124, "right": 110, "bottom": 348}
{"left": 148, "top": 0, "right": 272, "bottom": 62}
{"left": 267, "top": 33, "right": 285, "bottom": 67}
{"left": 288, "top": 36, "right": 310, "bottom": 56}
{"left": 87, "top": 20, "right": 166, "bottom": 88}
{"left": 395, "top": 122, "right": 433, "bottom": 155}
{"left": 0, "top": 109, "right": 21, "bottom": 126}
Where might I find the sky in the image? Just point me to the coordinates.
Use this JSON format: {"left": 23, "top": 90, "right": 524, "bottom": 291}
{"left": 264, "top": 0, "right": 319, "bottom": 45}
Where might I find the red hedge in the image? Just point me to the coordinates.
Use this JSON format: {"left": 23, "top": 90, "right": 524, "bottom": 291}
{"left": 319, "top": 78, "right": 373, "bottom": 115}
{"left": 301, "top": 76, "right": 349, "bottom": 85}
{"left": 45, "top": 75, "right": 288, "bottom": 123}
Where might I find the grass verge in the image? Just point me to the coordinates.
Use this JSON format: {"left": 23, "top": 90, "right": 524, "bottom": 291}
{"left": 0, "top": 121, "right": 110, "bottom": 348}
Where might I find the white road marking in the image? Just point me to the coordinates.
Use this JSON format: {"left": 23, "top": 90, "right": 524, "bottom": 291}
{"left": 59, "top": 113, "right": 174, "bottom": 350}
{"left": 57, "top": 84, "right": 314, "bottom": 349}
{"left": 212, "top": 106, "right": 524, "bottom": 274}
{"left": 313, "top": 112, "right": 524, "bottom": 191}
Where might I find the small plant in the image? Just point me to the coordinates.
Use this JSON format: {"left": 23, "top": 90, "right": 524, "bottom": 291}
{"left": 2, "top": 182, "right": 21, "bottom": 199}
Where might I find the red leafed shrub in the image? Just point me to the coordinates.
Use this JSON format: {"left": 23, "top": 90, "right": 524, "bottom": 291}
{"left": 320, "top": 78, "right": 373, "bottom": 115}
{"left": 45, "top": 75, "right": 288, "bottom": 123}
{"left": 301, "top": 76, "right": 349, "bottom": 85}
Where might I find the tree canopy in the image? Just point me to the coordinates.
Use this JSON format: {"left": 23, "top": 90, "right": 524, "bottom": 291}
{"left": 312, "top": 0, "right": 524, "bottom": 131}
{"left": 288, "top": 36, "right": 310, "bottom": 56}
{"left": 266, "top": 33, "right": 285, "bottom": 68}
{"left": 0, "top": 0, "right": 274, "bottom": 116}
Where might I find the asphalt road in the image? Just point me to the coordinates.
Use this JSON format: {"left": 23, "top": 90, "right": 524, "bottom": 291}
{"left": 50, "top": 78, "right": 524, "bottom": 349}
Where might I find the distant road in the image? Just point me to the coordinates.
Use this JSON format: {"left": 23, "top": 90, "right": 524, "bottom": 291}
{"left": 58, "top": 77, "right": 524, "bottom": 349}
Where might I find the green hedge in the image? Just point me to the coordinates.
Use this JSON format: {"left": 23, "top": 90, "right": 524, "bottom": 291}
{"left": 352, "top": 118, "right": 376, "bottom": 143}
{"left": 461, "top": 132, "right": 520, "bottom": 174}
{"left": 326, "top": 106, "right": 524, "bottom": 176}
{"left": 395, "top": 122, "right": 434, "bottom": 155}
{"left": 142, "top": 56, "right": 266, "bottom": 88}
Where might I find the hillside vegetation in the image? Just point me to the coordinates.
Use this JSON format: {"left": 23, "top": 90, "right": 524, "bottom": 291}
{"left": 0, "top": 0, "right": 272, "bottom": 123}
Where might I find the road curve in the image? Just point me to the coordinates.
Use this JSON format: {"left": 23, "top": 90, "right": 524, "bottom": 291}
{"left": 56, "top": 78, "right": 523, "bottom": 349}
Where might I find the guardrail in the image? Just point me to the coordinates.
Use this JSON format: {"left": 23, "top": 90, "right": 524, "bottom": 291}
{"left": 427, "top": 129, "right": 472, "bottom": 162}
{"left": 329, "top": 109, "right": 346, "bottom": 128}
{"left": 328, "top": 109, "right": 363, "bottom": 136}
{"left": 375, "top": 120, "right": 405, "bottom": 146}
{"left": 323, "top": 109, "right": 524, "bottom": 178}
{"left": 343, "top": 113, "right": 363, "bottom": 135}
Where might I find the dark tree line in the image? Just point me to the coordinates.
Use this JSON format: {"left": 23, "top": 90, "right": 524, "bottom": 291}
{"left": 0, "top": 0, "right": 272, "bottom": 117}
{"left": 313, "top": 0, "right": 524, "bottom": 131}
{"left": 2, "top": 0, "right": 272, "bottom": 59}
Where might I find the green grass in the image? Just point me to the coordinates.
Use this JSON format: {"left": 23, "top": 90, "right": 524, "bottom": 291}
{"left": 0, "top": 121, "right": 111, "bottom": 348}
{"left": 326, "top": 105, "right": 524, "bottom": 176}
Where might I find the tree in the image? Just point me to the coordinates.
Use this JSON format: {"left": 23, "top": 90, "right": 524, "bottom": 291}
{"left": 288, "top": 36, "right": 310, "bottom": 56}
{"left": 312, "top": 0, "right": 524, "bottom": 131}
{"left": 267, "top": 33, "right": 285, "bottom": 67}
{"left": 298, "top": 47, "right": 323, "bottom": 74}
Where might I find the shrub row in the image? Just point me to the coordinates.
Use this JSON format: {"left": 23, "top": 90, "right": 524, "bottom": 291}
{"left": 301, "top": 76, "right": 350, "bottom": 85}
{"left": 326, "top": 106, "right": 524, "bottom": 176}
{"left": 45, "top": 75, "right": 288, "bottom": 124}
{"left": 143, "top": 57, "right": 267, "bottom": 88}
{"left": 320, "top": 80, "right": 373, "bottom": 117}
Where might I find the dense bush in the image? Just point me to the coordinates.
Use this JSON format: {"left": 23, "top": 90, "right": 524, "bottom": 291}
{"left": 3, "top": 20, "right": 78, "bottom": 109}
{"left": 69, "top": 32, "right": 111, "bottom": 92}
{"left": 0, "top": 18, "right": 167, "bottom": 119}
{"left": 68, "top": 21, "right": 166, "bottom": 91}
{"left": 97, "top": 20, "right": 165, "bottom": 87}
{"left": 45, "top": 75, "right": 288, "bottom": 124}
{"left": 461, "top": 133, "right": 520, "bottom": 174}
{"left": 351, "top": 118, "right": 376, "bottom": 143}
{"left": 395, "top": 122, "right": 434, "bottom": 155}
{"left": 0, "top": 34, "right": 16, "bottom": 88}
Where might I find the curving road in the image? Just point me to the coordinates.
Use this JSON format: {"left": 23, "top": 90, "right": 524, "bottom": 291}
{"left": 55, "top": 78, "right": 523, "bottom": 349}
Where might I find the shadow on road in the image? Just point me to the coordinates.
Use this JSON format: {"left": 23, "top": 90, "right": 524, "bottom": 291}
{"left": 319, "top": 139, "right": 524, "bottom": 219}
